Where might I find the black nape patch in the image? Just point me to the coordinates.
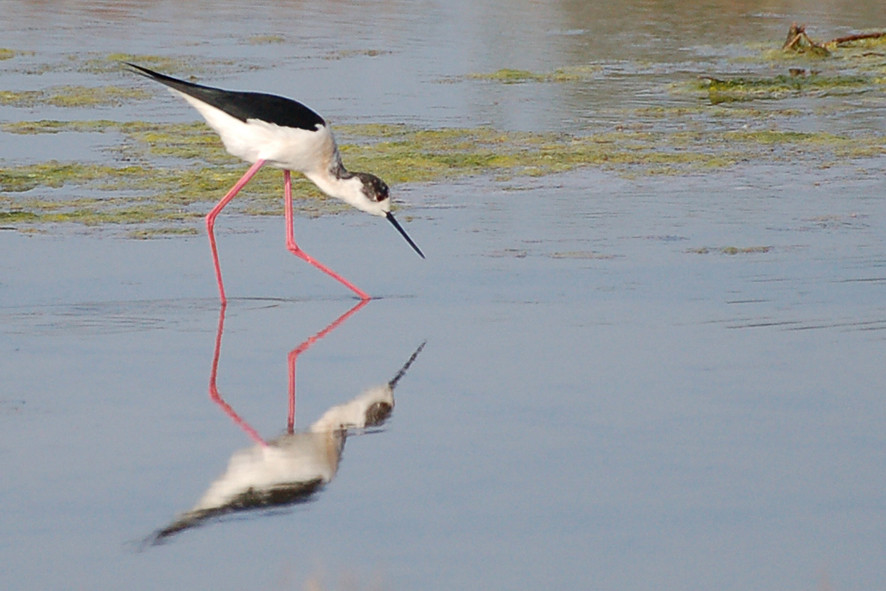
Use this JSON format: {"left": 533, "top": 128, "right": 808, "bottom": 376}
{"left": 365, "top": 402, "right": 393, "bottom": 426}
{"left": 354, "top": 172, "right": 389, "bottom": 202}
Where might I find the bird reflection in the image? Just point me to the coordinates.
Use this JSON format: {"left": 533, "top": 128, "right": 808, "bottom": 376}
{"left": 147, "top": 302, "right": 425, "bottom": 544}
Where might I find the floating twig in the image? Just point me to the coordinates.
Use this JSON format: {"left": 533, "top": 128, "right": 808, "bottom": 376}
{"left": 829, "top": 31, "right": 886, "bottom": 46}
{"left": 783, "top": 23, "right": 886, "bottom": 55}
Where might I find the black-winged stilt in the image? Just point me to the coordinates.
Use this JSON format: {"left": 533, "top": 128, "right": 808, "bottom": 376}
{"left": 127, "top": 63, "right": 424, "bottom": 303}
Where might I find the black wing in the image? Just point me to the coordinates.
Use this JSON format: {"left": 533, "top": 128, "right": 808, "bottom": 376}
{"left": 127, "top": 63, "right": 326, "bottom": 131}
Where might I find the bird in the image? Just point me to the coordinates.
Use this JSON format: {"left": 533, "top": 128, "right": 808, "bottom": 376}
{"left": 147, "top": 323, "right": 426, "bottom": 544}
{"left": 126, "top": 63, "right": 424, "bottom": 303}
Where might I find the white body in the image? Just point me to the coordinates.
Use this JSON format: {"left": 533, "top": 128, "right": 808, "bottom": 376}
{"left": 183, "top": 383, "right": 393, "bottom": 515}
{"left": 174, "top": 89, "right": 389, "bottom": 216}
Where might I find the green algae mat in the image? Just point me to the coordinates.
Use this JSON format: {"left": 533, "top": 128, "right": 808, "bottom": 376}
{"left": 1, "top": 34, "right": 884, "bottom": 237}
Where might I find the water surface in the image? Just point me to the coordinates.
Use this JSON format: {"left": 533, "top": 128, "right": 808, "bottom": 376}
{"left": 1, "top": 1, "right": 885, "bottom": 590}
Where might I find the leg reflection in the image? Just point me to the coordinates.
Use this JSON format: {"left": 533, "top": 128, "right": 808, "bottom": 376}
{"left": 287, "top": 299, "right": 369, "bottom": 432}
{"left": 210, "top": 300, "right": 369, "bottom": 440}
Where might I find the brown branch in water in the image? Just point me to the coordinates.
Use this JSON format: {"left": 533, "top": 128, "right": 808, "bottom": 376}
{"left": 784, "top": 23, "right": 886, "bottom": 53}
{"left": 783, "top": 23, "right": 806, "bottom": 49}
{"left": 828, "top": 31, "right": 886, "bottom": 46}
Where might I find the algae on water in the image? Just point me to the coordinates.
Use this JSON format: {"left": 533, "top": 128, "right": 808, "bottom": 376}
{"left": 0, "top": 86, "right": 152, "bottom": 108}
{"left": 1, "top": 41, "right": 884, "bottom": 233}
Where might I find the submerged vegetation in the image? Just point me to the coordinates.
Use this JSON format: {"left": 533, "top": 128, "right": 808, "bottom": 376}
{"left": 465, "top": 26, "right": 886, "bottom": 105}
{"left": 687, "top": 245, "right": 773, "bottom": 255}
{"left": 690, "top": 25, "right": 886, "bottom": 103}
{"left": 467, "top": 65, "right": 600, "bottom": 83}
{"left": 3, "top": 117, "right": 881, "bottom": 231}
{"left": 1, "top": 36, "right": 884, "bottom": 233}
{"left": 695, "top": 73, "right": 873, "bottom": 103}
{"left": 0, "top": 85, "right": 151, "bottom": 107}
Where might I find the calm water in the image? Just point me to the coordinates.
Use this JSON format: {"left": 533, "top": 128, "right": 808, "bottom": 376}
{"left": 1, "top": 1, "right": 885, "bottom": 590}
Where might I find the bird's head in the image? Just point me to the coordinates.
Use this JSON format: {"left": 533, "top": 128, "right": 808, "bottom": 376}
{"left": 354, "top": 172, "right": 390, "bottom": 209}
{"left": 351, "top": 172, "right": 425, "bottom": 259}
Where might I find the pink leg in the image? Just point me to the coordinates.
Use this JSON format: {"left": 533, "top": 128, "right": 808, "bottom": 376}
{"left": 286, "top": 298, "right": 369, "bottom": 432}
{"left": 208, "top": 304, "right": 267, "bottom": 446}
{"left": 206, "top": 159, "right": 267, "bottom": 304}
{"left": 283, "top": 170, "right": 371, "bottom": 300}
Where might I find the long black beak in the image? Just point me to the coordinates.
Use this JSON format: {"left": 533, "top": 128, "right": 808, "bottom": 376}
{"left": 386, "top": 212, "right": 425, "bottom": 259}
{"left": 389, "top": 341, "right": 427, "bottom": 388}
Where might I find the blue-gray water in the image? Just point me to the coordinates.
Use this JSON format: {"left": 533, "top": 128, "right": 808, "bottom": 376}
{"left": 1, "top": 1, "right": 885, "bottom": 590}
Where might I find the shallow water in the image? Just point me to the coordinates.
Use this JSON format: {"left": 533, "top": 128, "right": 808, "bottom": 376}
{"left": 2, "top": 1, "right": 886, "bottom": 590}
